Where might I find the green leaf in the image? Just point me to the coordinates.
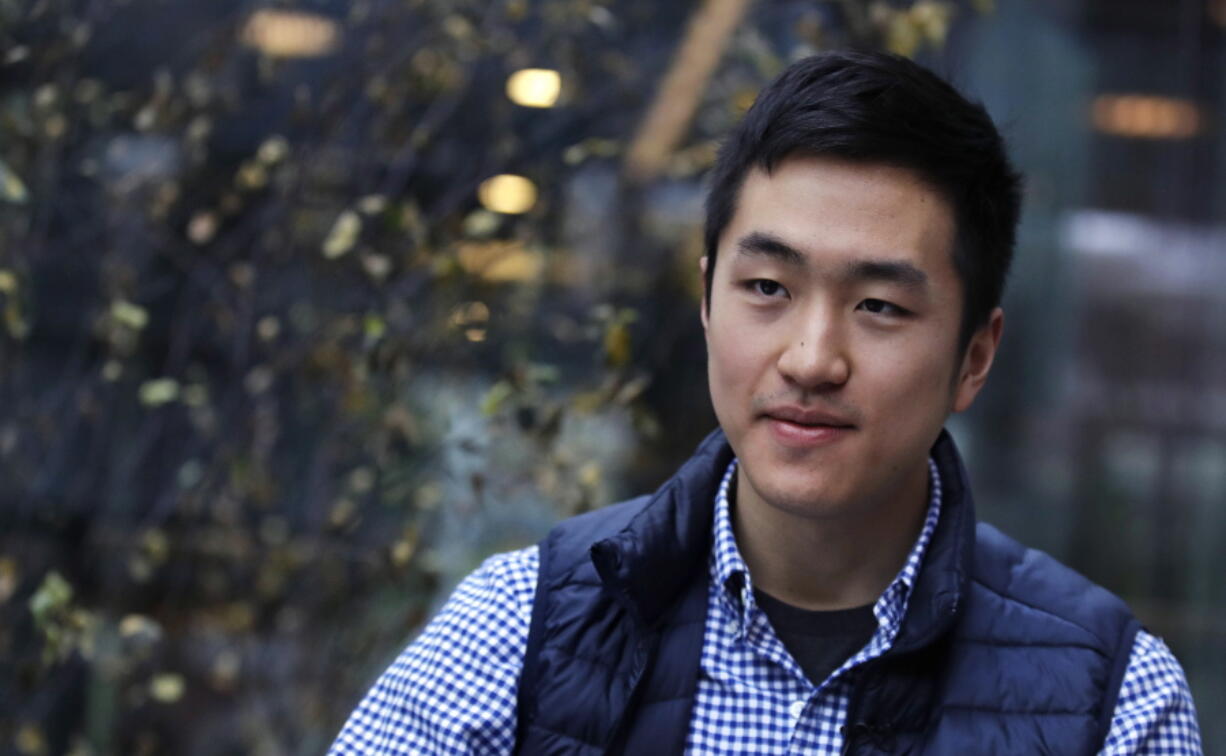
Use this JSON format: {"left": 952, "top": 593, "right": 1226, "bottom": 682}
{"left": 149, "top": 672, "right": 185, "bottom": 703}
{"left": 323, "top": 210, "right": 361, "bottom": 258}
{"left": 603, "top": 321, "right": 631, "bottom": 367}
{"left": 139, "top": 378, "right": 180, "bottom": 406}
{"left": 110, "top": 300, "right": 149, "bottom": 330}
{"left": 480, "top": 380, "right": 514, "bottom": 416}
{"left": 363, "top": 313, "right": 386, "bottom": 344}
{"left": 0, "top": 158, "right": 29, "bottom": 204}
{"left": 29, "top": 572, "right": 73, "bottom": 625}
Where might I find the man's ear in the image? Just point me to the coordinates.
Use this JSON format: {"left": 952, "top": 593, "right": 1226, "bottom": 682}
{"left": 699, "top": 255, "right": 710, "bottom": 333}
{"left": 953, "top": 307, "right": 1004, "bottom": 413}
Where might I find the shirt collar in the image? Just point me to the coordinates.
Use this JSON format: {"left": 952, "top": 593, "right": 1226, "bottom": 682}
{"left": 710, "top": 455, "right": 943, "bottom": 636}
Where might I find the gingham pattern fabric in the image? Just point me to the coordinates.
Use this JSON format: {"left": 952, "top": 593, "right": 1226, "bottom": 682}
{"left": 682, "top": 458, "right": 943, "bottom": 752}
{"left": 330, "top": 457, "right": 1202, "bottom": 755}
{"left": 1102, "top": 629, "right": 1202, "bottom": 754}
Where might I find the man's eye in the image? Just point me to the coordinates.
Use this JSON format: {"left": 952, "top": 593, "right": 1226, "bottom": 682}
{"left": 857, "top": 298, "right": 907, "bottom": 316}
{"left": 750, "top": 279, "right": 786, "bottom": 298}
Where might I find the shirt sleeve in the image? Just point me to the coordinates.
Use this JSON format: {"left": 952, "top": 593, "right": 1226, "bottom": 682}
{"left": 328, "top": 546, "right": 539, "bottom": 756}
{"left": 1100, "top": 629, "right": 1202, "bottom": 755}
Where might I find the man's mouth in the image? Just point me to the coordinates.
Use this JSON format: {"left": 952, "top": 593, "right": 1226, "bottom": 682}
{"left": 764, "top": 405, "right": 855, "bottom": 427}
{"left": 762, "top": 406, "right": 856, "bottom": 447}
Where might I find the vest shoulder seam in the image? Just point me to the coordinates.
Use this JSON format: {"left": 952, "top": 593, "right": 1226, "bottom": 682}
{"left": 953, "top": 636, "right": 1108, "bottom": 652}
{"left": 969, "top": 576, "right": 1114, "bottom": 652}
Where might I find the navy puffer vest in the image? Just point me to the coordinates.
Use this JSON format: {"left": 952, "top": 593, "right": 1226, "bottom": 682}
{"left": 514, "top": 429, "right": 1140, "bottom": 755}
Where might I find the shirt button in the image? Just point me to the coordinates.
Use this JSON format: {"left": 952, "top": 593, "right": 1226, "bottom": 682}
{"left": 789, "top": 700, "right": 806, "bottom": 719}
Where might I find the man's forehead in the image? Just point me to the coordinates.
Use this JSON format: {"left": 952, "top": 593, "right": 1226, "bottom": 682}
{"left": 721, "top": 158, "right": 959, "bottom": 280}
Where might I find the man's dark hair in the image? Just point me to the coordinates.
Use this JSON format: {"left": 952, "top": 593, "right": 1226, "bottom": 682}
{"left": 703, "top": 50, "right": 1023, "bottom": 351}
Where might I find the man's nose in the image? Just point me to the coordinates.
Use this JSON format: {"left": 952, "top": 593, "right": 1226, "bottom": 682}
{"left": 775, "top": 312, "right": 851, "bottom": 390}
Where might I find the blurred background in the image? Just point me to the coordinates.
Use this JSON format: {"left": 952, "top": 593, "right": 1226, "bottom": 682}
{"left": 1, "top": 0, "right": 1223, "bottom": 753}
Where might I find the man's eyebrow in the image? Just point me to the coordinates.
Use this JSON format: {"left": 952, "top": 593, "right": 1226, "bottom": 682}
{"left": 735, "top": 231, "right": 806, "bottom": 267}
{"left": 842, "top": 259, "right": 929, "bottom": 290}
{"left": 735, "top": 231, "right": 930, "bottom": 290}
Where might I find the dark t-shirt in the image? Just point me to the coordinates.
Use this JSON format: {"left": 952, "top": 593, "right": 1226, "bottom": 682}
{"left": 753, "top": 588, "right": 877, "bottom": 686}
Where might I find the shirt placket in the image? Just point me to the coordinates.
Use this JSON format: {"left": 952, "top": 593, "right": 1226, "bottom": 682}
{"left": 740, "top": 591, "right": 826, "bottom": 752}
{"left": 703, "top": 455, "right": 941, "bottom": 755}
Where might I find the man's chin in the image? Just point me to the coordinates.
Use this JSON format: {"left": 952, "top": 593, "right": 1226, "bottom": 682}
{"left": 765, "top": 499, "right": 857, "bottom": 522}
{"left": 741, "top": 469, "right": 854, "bottom": 520}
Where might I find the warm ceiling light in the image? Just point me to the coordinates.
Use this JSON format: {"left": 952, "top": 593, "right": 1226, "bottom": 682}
{"left": 1092, "top": 94, "right": 1203, "bottom": 140}
{"left": 506, "top": 68, "right": 562, "bottom": 108}
{"left": 477, "top": 174, "right": 537, "bottom": 214}
{"left": 1212, "top": 0, "right": 1226, "bottom": 27}
{"left": 241, "top": 9, "right": 340, "bottom": 59}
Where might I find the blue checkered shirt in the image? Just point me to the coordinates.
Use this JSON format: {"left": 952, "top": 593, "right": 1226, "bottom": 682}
{"left": 330, "top": 458, "right": 1201, "bottom": 754}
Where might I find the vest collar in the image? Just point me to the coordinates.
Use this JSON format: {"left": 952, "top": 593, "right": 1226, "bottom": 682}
{"left": 889, "top": 429, "right": 976, "bottom": 653}
{"left": 589, "top": 427, "right": 975, "bottom": 644}
{"left": 590, "top": 429, "right": 731, "bottom": 627}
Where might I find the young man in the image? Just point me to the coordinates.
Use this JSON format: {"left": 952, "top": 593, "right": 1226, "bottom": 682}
{"left": 331, "top": 51, "right": 1201, "bottom": 754}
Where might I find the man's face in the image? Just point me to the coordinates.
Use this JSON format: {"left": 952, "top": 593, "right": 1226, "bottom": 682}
{"left": 702, "top": 155, "right": 1000, "bottom": 522}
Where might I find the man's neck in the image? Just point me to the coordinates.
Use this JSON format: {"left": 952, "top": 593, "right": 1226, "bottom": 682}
{"left": 731, "top": 461, "right": 931, "bottom": 612}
